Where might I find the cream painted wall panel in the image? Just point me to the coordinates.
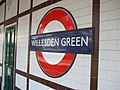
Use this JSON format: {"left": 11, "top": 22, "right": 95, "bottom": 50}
{"left": 29, "top": 79, "right": 53, "bottom": 90}
{"left": 61, "top": 0, "right": 80, "bottom": 6}
{"left": 33, "top": 0, "right": 47, "bottom": 7}
{"left": 99, "top": 60, "right": 116, "bottom": 71}
{"left": 99, "top": 40, "right": 117, "bottom": 50}
{"left": 99, "top": 79, "right": 116, "bottom": 90}
{"left": 16, "top": 74, "right": 27, "bottom": 90}
{"left": 116, "top": 62, "right": 120, "bottom": 72}
{"left": 16, "top": 15, "right": 30, "bottom": 72}
{"left": 19, "top": 0, "right": 30, "bottom": 13}
{"left": 100, "top": 12, "right": 108, "bottom": 21}
{"left": 0, "top": 67, "right": 2, "bottom": 76}
{"left": 100, "top": 0, "right": 119, "bottom": 12}
{"left": 107, "top": 51, "right": 120, "bottom": 61}
{"left": 100, "top": 31, "right": 108, "bottom": 40}
{"left": 116, "top": 83, "right": 120, "bottom": 90}
{"left": 0, "top": 3, "right": 5, "bottom": 23}
{"left": 59, "top": 0, "right": 92, "bottom": 28}
{"left": 116, "top": 40, "right": 120, "bottom": 50}
{"left": 6, "top": 0, "right": 17, "bottom": 20}
{"left": 98, "top": 69, "right": 107, "bottom": 80}
{"left": 76, "top": 15, "right": 92, "bottom": 27}
{"left": 61, "top": 0, "right": 92, "bottom": 11}
{"left": 30, "top": 52, "right": 44, "bottom": 77}
{"left": 0, "top": 25, "right": 3, "bottom": 64}
{"left": 118, "top": 19, "right": 120, "bottom": 29}
{"left": 101, "top": 0, "right": 111, "bottom": 3}
{"left": 98, "top": 0, "right": 120, "bottom": 90}
{"left": 108, "top": 30, "right": 120, "bottom": 40}
{"left": 31, "top": 7, "right": 48, "bottom": 34}
{"left": 100, "top": 20, "right": 118, "bottom": 31}
{"left": 107, "top": 71, "right": 120, "bottom": 82}
{"left": 99, "top": 50, "right": 108, "bottom": 60}
{"left": 108, "top": 8, "right": 120, "bottom": 20}
{"left": 79, "top": 6, "right": 92, "bottom": 17}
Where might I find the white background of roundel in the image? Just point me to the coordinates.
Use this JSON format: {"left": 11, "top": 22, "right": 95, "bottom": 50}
{"left": 42, "top": 20, "right": 65, "bottom": 65}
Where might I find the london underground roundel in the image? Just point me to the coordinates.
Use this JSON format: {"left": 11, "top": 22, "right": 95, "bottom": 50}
{"left": 36, "top": 7, "right": 77, "bottom": 78}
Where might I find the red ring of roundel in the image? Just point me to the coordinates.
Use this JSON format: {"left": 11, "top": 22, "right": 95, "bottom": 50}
{"left": 36, "top": 7, "right": 77, "bottom": 78}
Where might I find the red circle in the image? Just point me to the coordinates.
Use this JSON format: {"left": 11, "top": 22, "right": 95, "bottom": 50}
{"left": 36, "top": 7, "right": 77, "bottom": 77}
